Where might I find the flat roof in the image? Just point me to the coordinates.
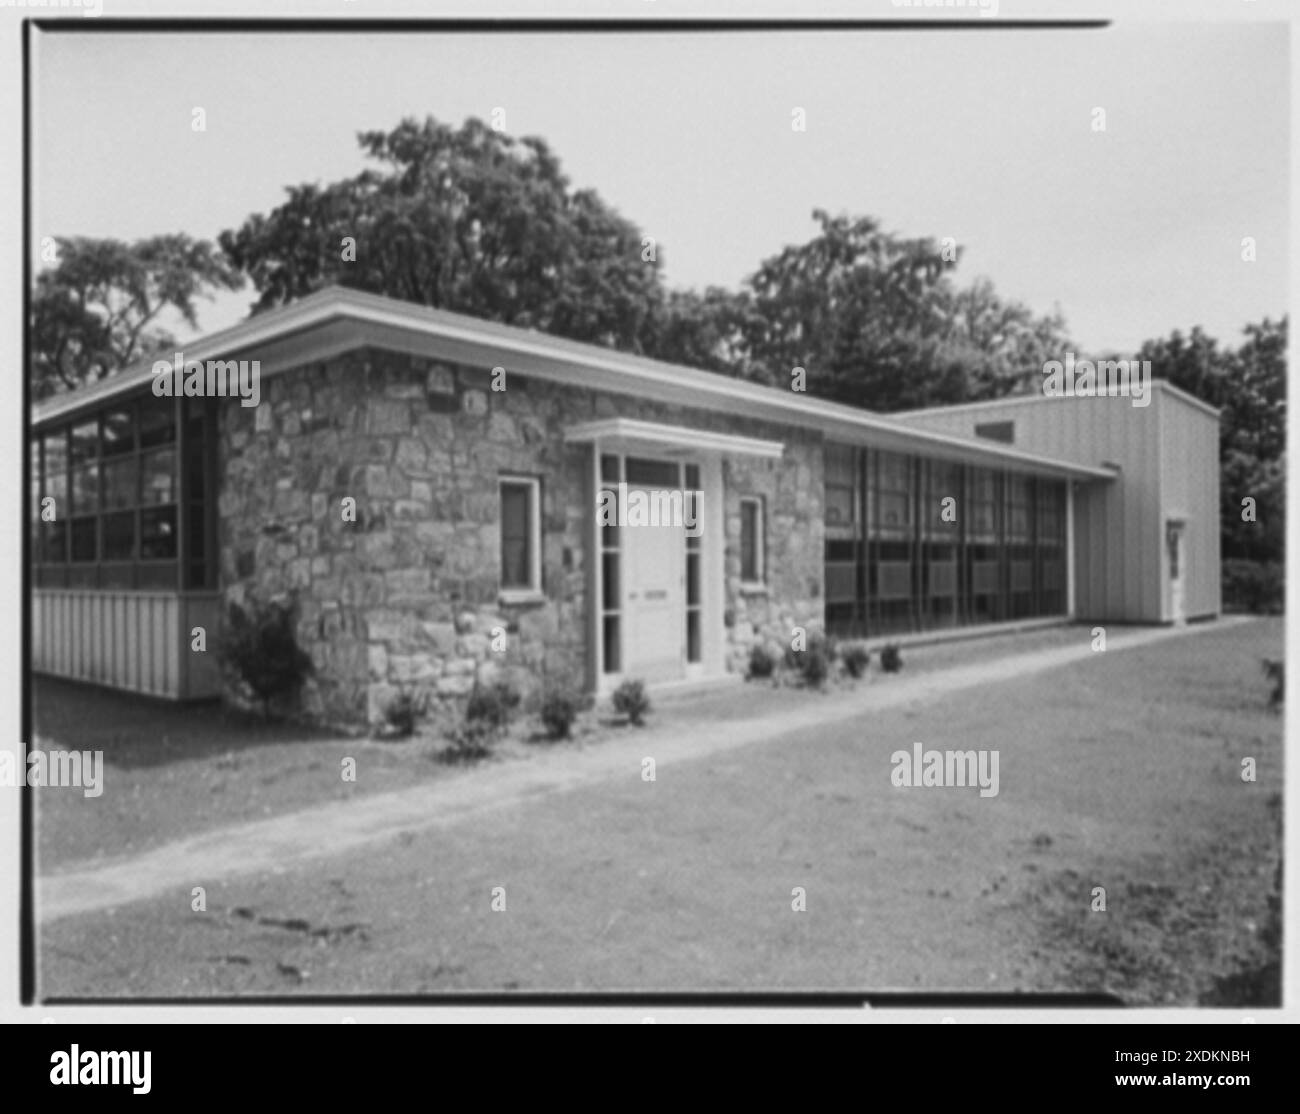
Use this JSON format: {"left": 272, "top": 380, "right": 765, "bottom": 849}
{"left": 31, "top": 286, "right": 1117, "bottom": 481}
{"left": 891, "top": 379, "right": 1221, "bottom": 421}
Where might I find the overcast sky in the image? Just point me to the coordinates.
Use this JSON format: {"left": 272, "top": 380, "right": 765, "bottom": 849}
{"left": 32, "top": 23, "right": 1288, "bottom": 355}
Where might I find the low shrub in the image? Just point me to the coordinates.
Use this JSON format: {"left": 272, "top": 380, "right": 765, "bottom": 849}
{"left": 1223, "top": 559, "right": 1284, "bottom": 614}
{"left": 800, "top": 643, "right": 830, "bottom": 688}
{"left": 747, "top": 643, "right": 777, "bottom": 679}
{"left": 612, "top": 678, "right": 650, "bottom": 725}
{"left": 879, "top": 643, "right": 903, "bottom": 673}
{"left": 465, "top": 679, "right": 521, "bottom": 731}
{"left": 1262, "top": 658, "right": 1284, "bottom": 709}
{"left": 441, "top": 718, "right": 497, "bottom": 764}
{"left": 842, "top": 643, "right": 871, "bottom": 679}
{"left": 219, "top": 594, "right": 313, "bottom": 717}
{"left": 539, "top": 690, "right": 581, "bottom": 740}
{"left": 784, "top": 631, "right": 834, "bottom": 667}
{"left": 782, "top": 631, "right": 837, "bottom": 688}
{"left": 375, "top": 690, "right": 416, "bottom": 739}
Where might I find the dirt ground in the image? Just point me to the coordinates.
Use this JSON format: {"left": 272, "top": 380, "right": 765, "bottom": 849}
{"left": 37, "top": 618, "right": 1282, "bottom": 1004}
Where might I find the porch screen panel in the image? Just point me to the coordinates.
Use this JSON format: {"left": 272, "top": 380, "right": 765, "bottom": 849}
{"left": 29, "top": 440, "right": 42, "bottom": 556}
{"left": 868, "top": 451, "right": 917, "bottom": 637}
{"left": 100, "top": 407, "right": 137, "bottom": 587}
{"left": 41, "top": 432, "right": 68, "bottom": 579}
{"left": 1006, "top": 474, "right": 1036, "bottom": 619}
{"left": 1036, "top": 479, "right": 1067, "bottom": 615}
{"left": 967, "top": 467, "right": 1002, "bottom": 624}
{"left": 33, "top": 396, "right": 214, "bottom": 592}
{"left": 824, "top": 443, "right": 865, "bottom": 637}
{"left": 68, "top": 420, "right": 99, "bottom": 580}
{"left": 921, "top": 459, "right": 961, "bottom": 630}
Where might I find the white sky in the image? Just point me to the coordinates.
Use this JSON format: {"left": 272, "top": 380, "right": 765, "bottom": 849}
{"left": 31, "top": 23, "right": 1289, "bottom": 354}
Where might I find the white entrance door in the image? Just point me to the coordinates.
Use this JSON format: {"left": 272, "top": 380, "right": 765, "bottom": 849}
{"left": 1166, "top": 520, "right": 1186, "bottom": 625}
{"left": 622, "top": 497, "right": 685, "bottom": 683}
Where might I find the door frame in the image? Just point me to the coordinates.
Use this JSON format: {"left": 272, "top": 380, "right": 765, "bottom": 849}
{"left": 592, "top": 446, "right": 723, "bottom": 694}
{"left": 1165, "top": 516, "right": 1187, "bottom": 624}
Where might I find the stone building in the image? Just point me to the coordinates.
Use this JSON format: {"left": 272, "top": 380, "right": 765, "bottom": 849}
{"left": 30, "top": 287, "right": 1221, "bottom": 728}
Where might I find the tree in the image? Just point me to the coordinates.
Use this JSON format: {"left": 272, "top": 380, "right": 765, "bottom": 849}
{"left": 945, "top": 278, "right": 1071, "bottom": 402}
{"left": 221, "top": 120, "right": 1074, "bottom": 408}
{"left": 1136, "top": 318, "right": 1287, "bottom": 564}
{"left": 219, "top": 116, "right": 666, "bottom": 353}
{"left": 646, "top": 287, "right": 756, "bottom": 377}
{"left": 1222, "top": 318, "right": 1286, "bottom": 563}
{"left": 703, "top": 211, "right": 1072, "bottom": 411}
{"left": 31, "top": 234, "right": 240, "bottom": 400}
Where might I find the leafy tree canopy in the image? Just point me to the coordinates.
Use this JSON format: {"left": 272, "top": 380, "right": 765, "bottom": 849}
{"left": 1136, "top": 317, "right": 1287, "bottom": 563}
{"left": 647, "top": 212, "right": 1071, "bottom": 412}
{"left": 219, "top": 116, "right": 665, "bottom": 353}
{"left": 219, "top": 119, "right": 1070, "bottom": 413}
{"left": 31, "top": 234, "right": 239, "bottom": 400}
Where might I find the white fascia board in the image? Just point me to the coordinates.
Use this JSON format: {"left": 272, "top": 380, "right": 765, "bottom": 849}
{"left": 31, "top": 286, "right": 1117, "bottom": 481}
{"left": 564, "top": 418, "right": 784, "bottom": 458}
{"left": 31, "top": 291, "right": 349, "bottom": 427}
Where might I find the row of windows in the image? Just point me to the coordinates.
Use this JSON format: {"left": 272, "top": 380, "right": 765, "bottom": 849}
{"left": 33, "top": 411, "right": 1064, "bottom": 650}
{"left": 32, "top": 398, "right": 215, "bottom": 591}
{"left": 825, "top": 448, "right": 1065, "bottom": 546}
{"left": 824, "top": 446, "right": 1069, "bottom": 638}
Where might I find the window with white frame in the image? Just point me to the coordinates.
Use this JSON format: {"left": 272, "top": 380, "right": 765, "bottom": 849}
{"left": 739, "top": 496, "right": 765, "bottom": 585}
{"left": 499, "top": 476, "right": 541, "bottom": 595}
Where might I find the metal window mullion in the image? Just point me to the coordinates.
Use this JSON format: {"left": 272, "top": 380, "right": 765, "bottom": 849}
{"left": 93, "top": 414, "right": 103, "bottom": 586}
{"left": 911, "top": 456, "right": 921, "bottom": 633}
{"left": 132, "top": 401, "right": 142, "bottom": 590}
{"left": 206, "top": 401, "right": 218, "bottom": 588}
{"left": 856, "top": 447, "right": 866, "bottom": 634}
{"left": 176, "top": 393, "right": 190, "bottom": 593}
{"left": 958, "top": 464, "right": 967, "bottom": 626}
{"left": 177, "top": 395, "right": 188, "bottom": 592}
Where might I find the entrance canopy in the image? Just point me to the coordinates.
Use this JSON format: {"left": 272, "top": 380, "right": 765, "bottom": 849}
{"left": 564, "top": 418, "right": 785, "bottom": 459}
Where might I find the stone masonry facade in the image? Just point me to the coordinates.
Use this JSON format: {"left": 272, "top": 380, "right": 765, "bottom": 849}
{"left": 218, "top": 345, "right": 824, "bottom": 729}
{"left": 723, "top": 451, "right": 826, "bottom": 675}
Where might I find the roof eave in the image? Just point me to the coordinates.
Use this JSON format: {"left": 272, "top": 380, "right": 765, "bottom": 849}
{"left": 30, "top": 286, "right": 1115, "bottom": 480}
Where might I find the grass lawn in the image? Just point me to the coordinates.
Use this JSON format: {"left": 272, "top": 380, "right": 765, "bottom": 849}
{"left": 34, "top": 680, "right": 417, "bottom": 870}
{"left": 37, "top": 617, "right": 1282, "bottom": 1003}
{"left": 33, "top": 621, "right": 1092, "bottom": 870}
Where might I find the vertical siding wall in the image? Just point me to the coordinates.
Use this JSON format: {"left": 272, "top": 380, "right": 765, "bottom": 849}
{"left": 1159, "top": 394, "right": 1222, "bottom": 619}
{"left": 33, "top": 589, "right": 223, "bottom": 699}
{"left": 899, "top": 394, "right": 1170, "bottom": 622}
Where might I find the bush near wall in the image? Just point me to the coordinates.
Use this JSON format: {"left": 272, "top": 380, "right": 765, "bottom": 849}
{"left": 1222, "top": 559, "right": 1284, "bottom": 614}
{"left": 219, "top": 594, "right": 314, "bottom": 718}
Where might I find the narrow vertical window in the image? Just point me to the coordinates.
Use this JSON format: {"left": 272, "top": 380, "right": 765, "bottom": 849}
{"left": 600, "top": 455, "right": 622, "bottom": 674}
{"left": 739, "top": 496, "right": 764, "bottom": 584}
{"left": 499, "top": 476, "right": 541, "bottom": 595}
{"left": 68, "top": 420, "right": 99, "bottom": 564}
{"left": 42, "top": 431, "right": 68, "bottom": 569}
{"left": 684, "top": 463, "right": 702, "bottom": 664}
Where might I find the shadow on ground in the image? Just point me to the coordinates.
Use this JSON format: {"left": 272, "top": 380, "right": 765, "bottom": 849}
{"left": 33, "top": 676, "right": 352, "bottom": 770}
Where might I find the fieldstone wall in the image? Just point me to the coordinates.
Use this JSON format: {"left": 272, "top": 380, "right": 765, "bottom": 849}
{"left": 723, "top": 445, "right": 825, "bottom": 674}
{"left": 218, "top": 345, "right": 825, "bottom": 728}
